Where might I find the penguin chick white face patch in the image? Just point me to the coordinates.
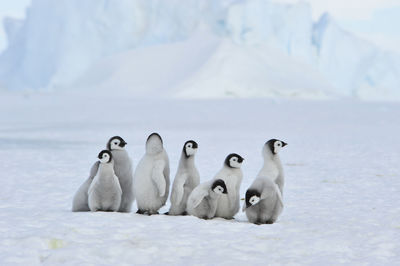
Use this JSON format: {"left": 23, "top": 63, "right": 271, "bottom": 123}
{"left": 225, "top": 153, "right": 244, "bottom": 168}
{"left": 185, "top": 144, "right": 197, "bottom": 157}
{"left": 266, "top": 139, "right": 287, "bottom": 154}
{"left": 274, "top": 141, "right": 283, "bottom": 154}
{"left": 229, "top": 157, "right": 242, "bottom": 168}
{"left": 110, "top": 139, "right": 122, "bottom": 150}
{"left": 100, "top": 153, "right": 110, "bottom": 163}
{"left": 249, "top": 195, "right": 260, "bottom": 206}
{"left": 183, "top": 140, "right": 198, "bottom": 158}
{"left": 213, "top": 185, "right": 225, "bottom": 195}
{"left": 98, "top": 150, "right": 112, "bottom": 163}
{"left": 107, "top": 136, "right": 127, "bottom": 150}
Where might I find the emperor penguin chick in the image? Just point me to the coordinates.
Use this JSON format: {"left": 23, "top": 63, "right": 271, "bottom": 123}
{"left": 88, "top": 150, "right": 122, "bottom": 212}
{"left": 243, "top": 177, "right": 283, "bottom": 224}
{"left": 243, "top": 139, "right": 287, "bottom": 224}
{"left": 134, "top": 133, "right": 170, "bottom": 215}
{"left": 214, "top": 153, "right": 244, "bottom": 219}
{"left": 187, "top": 179, "right": 228, "bottom": 220}
{"left": 257, "top": 139, "right": 287, "bottom": 194}
{"left": 72, "top": 136, "right": 133, "bottom": 212}
{"left": 168, "top": 140, "right": 200, "bottom": 215}
{"left": 107, "top": 136, "right": 134, "bottom": 212}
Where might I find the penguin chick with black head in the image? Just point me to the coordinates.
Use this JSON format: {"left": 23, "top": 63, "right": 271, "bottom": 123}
{"left": 213, "top": 153, "right": 244, "bottom": 219}
{"left": 134, "top": 133, "right": 170, "bottom": 215}
{"left": 106, "top": 136, "right": 134, "bottom": 212}
{"left": 88, "top": 150, "right": 122, "bottom": 212}
{"left": 187, "top": 179, "right": 227, "bottom": 220}
{"left": 243, "top": 139, "right": 287, "bottom": 224}
{"left": 168, "top": 140, "right": 200, "bottom": 215}
{"left": 72, "top": 136, "right": 133, "bottom": 212}
{"left": 259, "top": 139, "right": 287, "bottom": 194}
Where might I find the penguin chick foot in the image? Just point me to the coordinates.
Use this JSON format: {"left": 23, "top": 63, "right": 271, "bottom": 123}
{"left": 136, "top": 209, "right": 146, "bottom": 214}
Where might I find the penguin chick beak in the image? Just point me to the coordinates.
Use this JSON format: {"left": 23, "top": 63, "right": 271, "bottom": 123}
{"left": 120, "top": 141, "right": 127, "bottom": 147}
{"left": 282, "top": 142, "right": 288, "bottom": 147}
{"left": 223, "top": 189, "right": 228, "bottom": 194}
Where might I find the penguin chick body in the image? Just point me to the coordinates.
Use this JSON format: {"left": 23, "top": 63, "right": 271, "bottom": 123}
{"left": 243, "top": 139, "right": 287, "bottom": 224}
{"left": 214, "top": 153, "right": 244, "bottom": 219}
{"left": 187, "top": 179, "right": 227, "bottom": 219}
{"left": 107, "top": 136, "right": 134, "bottom": 212}
{"left": 258, "top": 139, "right": 287, "bottom": 194}
{"left": 243, "top": 177, "right": 283, "bottom": 224}
{"left": 88, "top": 150, "right": 122, "bottom": 212}
{"left": 168, "top": 140, "right": 200, "bottom": 215}
{"left": 134, "top": 133, "right": 170, "bottom": 215}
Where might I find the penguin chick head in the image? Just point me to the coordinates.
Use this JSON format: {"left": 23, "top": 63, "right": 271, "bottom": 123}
{"left": 212, "top": 179, "right": 228, "bottom": 195}
{"left": 183, "top": 140, "right": 198, "bottom": 158}
{"left": 266, "top": 139, "right": 287, "bottom": 155}
{"left": 224, "top": 153, "right": 244, "bottom": 168}
{"left": 146, "top": 132, "right": 163, "bottom": 155}
{"left": 245, "top": 189, "right": 261, "bottom": 208}
{"left": 107, "top": 136, "right": 127, "bottom": 151}
{"left": 98, "top": 150, "right": 113, "bottom": 164}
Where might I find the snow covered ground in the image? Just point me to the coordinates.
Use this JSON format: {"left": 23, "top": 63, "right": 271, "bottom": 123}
{"left": 0, "top": 92, "right": 399, "bottom": 265}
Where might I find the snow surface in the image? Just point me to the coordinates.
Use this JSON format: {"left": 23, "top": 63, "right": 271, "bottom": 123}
{"left": 1, "top": 92, "right": 399, "bottom": 265}
{"left": 1, "top": 0, "right": 400, "bottom": 100}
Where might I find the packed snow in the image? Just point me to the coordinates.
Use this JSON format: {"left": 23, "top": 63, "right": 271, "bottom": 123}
{"left": 0, "top": 92, "right": 399, "bottom": 265}
{"left": 1, "top": 0, "right": 400, "bottom": 100}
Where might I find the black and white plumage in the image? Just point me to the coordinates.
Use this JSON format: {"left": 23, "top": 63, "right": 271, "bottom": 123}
{"left": 258, "top": 139, "right": 287, "bottom": 194}
{"left": 106, "top": 136, "right": 134, "bottom": 212}
{"left": 168, "top": 140, "right": 200, "bottom": 215}
{"left": 88, "top": 150, "right": 122, "bottom": 212}
{"left": 71, "top": 136, "right": 134, "bottom": 212}
{"left": 213, "top": 153, "right": 244, "bottom": 219}
{"left": 187, "top": 179, "right": 227, "bottom": 219}
{"left": 243, "top": 139, "right": 287, "bottom": 224}
{"left": 134, "top": 133, "right": 170, "bottom": 215}
{"left": 243, "top": 177, "right": 283, "bottom": 224}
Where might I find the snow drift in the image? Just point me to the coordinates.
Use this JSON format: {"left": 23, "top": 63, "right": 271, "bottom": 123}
{"left": 0, "top": 0, "right": 399, "bottom": 100}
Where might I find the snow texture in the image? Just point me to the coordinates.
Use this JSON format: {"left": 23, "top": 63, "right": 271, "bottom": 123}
{"left": 0, "top": 92, "right": 399, "bottom": 264}
{"left": 1, "top": 0, "right": 400, "bottom": 100}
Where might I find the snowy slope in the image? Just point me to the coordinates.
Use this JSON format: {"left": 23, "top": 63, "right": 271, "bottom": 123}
{"left": 0, "top": 93, "right": 399, "bottom": 264}
{"left": 0, "top": 0, "right": 400, "bottom": 100}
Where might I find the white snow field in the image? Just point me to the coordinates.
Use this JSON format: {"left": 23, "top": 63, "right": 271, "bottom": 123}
{"left": 0, "top": 92, "right": 399, "bottom": 265}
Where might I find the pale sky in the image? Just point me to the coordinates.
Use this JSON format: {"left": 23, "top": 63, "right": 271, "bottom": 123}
{"left": 0, "top": 0, "right": 399, "bottom": 53}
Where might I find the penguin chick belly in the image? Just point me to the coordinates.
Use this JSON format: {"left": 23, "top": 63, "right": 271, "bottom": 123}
{"left": 89, "top": 175, "right": 121, "bottom": 211}
{"left": 135, "top": 166, "right": 164, "bottom": 212}
{"left": 215, "top": 194, "right": 238, "bottom": 218}
{"left": 245, "top": 204, "right": 261, "bottom": 224}
{"left": 193, "top": 196, "right": 213, "bottom": 219}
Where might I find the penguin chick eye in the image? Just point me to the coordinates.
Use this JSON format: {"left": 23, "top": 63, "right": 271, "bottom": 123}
{"left": 277, "top": 142, "right": 282, "bottom": 147}
{"left": 187, "top": 144, "right": 192, "bottom": 148}
{"left": 114, "top": 142, "right": 118, "bottom": 145}
{"left": 233, "top": 158, "right": 237, "bottom": 161}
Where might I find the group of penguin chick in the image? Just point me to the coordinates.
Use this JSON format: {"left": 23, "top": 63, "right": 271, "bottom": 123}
{"left": 72, "top": 133, "right": 287, "bottom": 225}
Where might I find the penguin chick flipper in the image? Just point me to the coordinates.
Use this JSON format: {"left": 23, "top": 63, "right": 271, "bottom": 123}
{"left": 261, "top": 183, "right": 283, "bottom": 207}
{"left": 226, "top": 178, "right": 237, "bottom": 211}
{"left": 88, "top": 161, "right": 100, "bottom": 180}
{"left": 151, "top": 160, "right": 166, "bottom": 197}
{"left": 172, "top": 174, "right": 187, "bottom": 206}
{"left": 191, "top": 190, "right": 208, "bottom": 209}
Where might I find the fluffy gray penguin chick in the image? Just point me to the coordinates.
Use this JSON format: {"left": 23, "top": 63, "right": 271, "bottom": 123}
{"left": 168, "top": 140, "right": 200, "bottom": 215}
{"left": 134, "top": 133, "right": 170, "bottom": 215}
